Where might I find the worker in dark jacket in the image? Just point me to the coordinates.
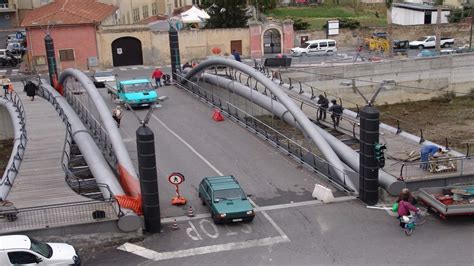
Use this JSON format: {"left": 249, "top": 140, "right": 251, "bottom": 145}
{"left": 328, "top": 99, "right": 343, "bottom": 128}
{"left": 316, "top": 94, "right": 329, "bottom": 121}
{"left": 25, "top": 81, "right": 37, "bottom": 101}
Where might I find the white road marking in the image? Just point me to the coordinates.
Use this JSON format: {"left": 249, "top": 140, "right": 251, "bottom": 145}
{"left": 119, "top": 67, "right": 127, "bottom": 71}
{"left": 151, "top": 114, "right": 224, "bottom": 176}
{"left": 119, "top": 237, "right": 290, "bottom": 262}
{"left": 131, "top": 67, "right": 138, "bottom": 70}
{"left": 0, "top": 70, "right": 6, "bottom": 73}
{"left": 143, "top": 66, "right": 151, "bottom": 69}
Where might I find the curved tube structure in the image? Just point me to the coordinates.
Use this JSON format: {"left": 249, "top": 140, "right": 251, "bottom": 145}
{"left": 184, "top": 58, "right": 352, "bottom": 189}
{"left": 59, "top": 69, "right": 140, "bottom": 197}
{"left": 39, "top": 82, "right": 141, "bottom": 231}
{"left": 40, "top": 82, "right": 125, "bottom": 199}
{"left": 0, "top": 98, "right": 26, "bottom": 200}
{"left": 196, "top": 72, "right": 404, "bottom": 195}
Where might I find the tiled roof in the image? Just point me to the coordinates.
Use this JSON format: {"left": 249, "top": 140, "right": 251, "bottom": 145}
{"left": 21, "top": 0, "right": 117, "bottom": 27}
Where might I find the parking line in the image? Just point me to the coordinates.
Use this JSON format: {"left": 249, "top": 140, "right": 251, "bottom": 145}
{"left": 121, "top": 236, "right": 289, "bottom": 263}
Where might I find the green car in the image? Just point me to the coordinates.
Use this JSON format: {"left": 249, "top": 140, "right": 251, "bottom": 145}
{"left": 199, "top": 176, "right": 255, "bottom": 224}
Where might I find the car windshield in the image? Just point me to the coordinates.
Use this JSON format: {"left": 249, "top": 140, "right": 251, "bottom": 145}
{"left": 214, "top": 188, "right": 245, "bottom": 200}
{"left": 417, "top": 37, "right": 428, "bottom": 41}
{"left": 123, "top": 82, "right": 153, "bottom": 92}
{"left": 95, "top": 72, "right": 113, "bottom": 77}
{"left": 29, "top": 237, "right": 53, "bottom": 258}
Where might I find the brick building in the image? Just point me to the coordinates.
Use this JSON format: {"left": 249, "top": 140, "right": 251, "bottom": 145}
{"left": 21, "top": 0, "right": 117, "bottom": 71}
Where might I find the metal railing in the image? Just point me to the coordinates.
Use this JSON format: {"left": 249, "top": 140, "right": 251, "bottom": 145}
{"left": 63, "top": 81, "right": 117, "bottom": 167}
{"left": 0, "top": 200, "right": 119, "bottom": 234}
{"left": 1, "top": 89, "right": 27, "bottom": 188}
{"left": 399, "top": 156, "right": 474, "bottom": 182}
{"left": 177, "top": 72, "right": 356, "bottom": 193}
{"left": 255, "top": 62, "right": 472, "bottom": 154}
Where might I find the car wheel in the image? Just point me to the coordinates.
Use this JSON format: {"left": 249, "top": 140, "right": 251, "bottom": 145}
{"left": 443, "top": 43, "right": 450, "bottom": 48}
{"left": 301, "top": 52, "right": 307, "bottom": 57}
{"left": 326, "top": 50, "right": 334, "bottom": 56}
{"left": 199, "top": 193, "right": 205, "bottom": 205}
{"left": 212, "top": 213, "right": 221, "bottom": 224}
{"left": 418, "top": 45, "right": 424, "bottom": 50}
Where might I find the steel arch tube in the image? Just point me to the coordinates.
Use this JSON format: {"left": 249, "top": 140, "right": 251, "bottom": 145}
{"left": 184, "top": 58, "right": 353, "bottom": 191}
{"left": 59, "top": 69, "right": 140, "bottom": 197}
{"left": 199, "top": 73, "right": 404, "bottom": 195}
{"left": 0, "top": 98, "right": 26, "bottom": 200}
{"left": 39, "top": 82, "right": 141, "bottom": 231}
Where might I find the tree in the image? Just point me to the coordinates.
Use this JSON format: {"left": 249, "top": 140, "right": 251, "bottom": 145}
{"left": 385, "top": 0, "right": 394, "bottom": 57}
{"left": 201, "top": 0, "right": 250, "bottom": 28}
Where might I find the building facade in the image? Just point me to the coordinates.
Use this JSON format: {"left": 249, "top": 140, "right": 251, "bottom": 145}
{"left": 21, "top": 0, "right": 117, "bottom": 71}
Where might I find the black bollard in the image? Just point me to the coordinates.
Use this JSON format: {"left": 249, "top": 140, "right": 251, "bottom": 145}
{"left": 168, "top": 24, "right": 181, "bottom": 81}
{"left": 359, "top": 105, "right": 380, "bottom": 205}
{"left": 44, "top": 34, "right": 58, "bottom": 87}
{"left": 136, "top": 125, "right": 161, "bottom": 233}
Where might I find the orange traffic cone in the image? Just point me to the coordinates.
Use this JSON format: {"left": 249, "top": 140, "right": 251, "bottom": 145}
{"left": 187, "top": 206, "right": 195, "bottom": 217}
{"left": 212, "top": 108, "right": 224, "bottom": 122}
{"left": 171, "top": 219, "right": 179, "bottom": 230}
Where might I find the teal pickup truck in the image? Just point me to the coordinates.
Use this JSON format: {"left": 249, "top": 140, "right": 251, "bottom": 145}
{"left": 106, "top": 79, "right": 158, "bottom": 108}
{"left": 199, "top": 176, "right": 255, "bottom": 224}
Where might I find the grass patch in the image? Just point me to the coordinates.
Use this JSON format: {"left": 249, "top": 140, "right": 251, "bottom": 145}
{"left": 266, "top": 6, "right": 387, "bottom": 30}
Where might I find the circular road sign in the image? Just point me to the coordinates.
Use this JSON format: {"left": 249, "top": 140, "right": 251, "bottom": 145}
{"left": 168, "top": 172, "right": 185, "bottom": 185}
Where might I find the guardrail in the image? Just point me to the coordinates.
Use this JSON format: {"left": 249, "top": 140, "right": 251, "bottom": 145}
{"left": 1, "top": 89, "right": 27, "bottom": 188}
{"left": 64, "top": 88, "right": 117, "bottom": 168}
{"left": 0, "top": 200, "right": 119, "bottom": 234}
{"left": 399, "top": 156, "right": 474, "bottom": 182}
{"left": 176, "top": 72, "right": 356, "bottom": 193}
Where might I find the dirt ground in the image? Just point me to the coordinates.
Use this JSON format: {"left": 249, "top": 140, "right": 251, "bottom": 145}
{"left": 0, "top": 140, "right": 13, "bottom": 176}
{"left": 376, "top": 95, "right": 474, "bottom": 153}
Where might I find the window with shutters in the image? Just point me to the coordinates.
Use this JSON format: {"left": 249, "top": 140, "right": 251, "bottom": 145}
{"left": 143, "top": 5, "right": 149, "bottom": 18}
{"left": 132, "top": 8, "right": 140, "bottom": 22}
{"left": 59, "top": 49, "right": 74, "bottom": 61}
{"left": 152, "top": 3, "right": 158, "bottom": 15}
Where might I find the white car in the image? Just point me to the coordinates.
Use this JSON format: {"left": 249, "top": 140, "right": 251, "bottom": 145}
{"left": 290, "top": 39, "right": 337, "bottom": 57}
{"left": 0, "top": 235, "right": 80, "bottom": 265}
{"left": 92, "top": 70, "right": 116, "bottom": 88}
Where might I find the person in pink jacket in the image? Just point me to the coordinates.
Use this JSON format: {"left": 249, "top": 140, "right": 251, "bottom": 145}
{"left": 397, "top": 192, "right": 420, "bottom": 228}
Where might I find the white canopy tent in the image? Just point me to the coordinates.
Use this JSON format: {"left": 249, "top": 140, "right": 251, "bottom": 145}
{"left": 180, "top": 6, "right": 210, "bottom": 24}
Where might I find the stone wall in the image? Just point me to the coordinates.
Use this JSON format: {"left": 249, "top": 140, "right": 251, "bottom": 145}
{"left": 97, "top": 25, "right": 249, "bottom": 67}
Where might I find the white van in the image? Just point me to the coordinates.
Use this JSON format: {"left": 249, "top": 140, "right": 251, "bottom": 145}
{"left": 0, "top": 235, "right": 80, "bottom": 265}
{"left": 290, "top": 39, "right": 337, "bottom": 56}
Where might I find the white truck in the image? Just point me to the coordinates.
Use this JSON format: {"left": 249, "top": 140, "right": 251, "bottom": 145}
{"left": 409, "top": 36, "right": 455, "bottom": 49}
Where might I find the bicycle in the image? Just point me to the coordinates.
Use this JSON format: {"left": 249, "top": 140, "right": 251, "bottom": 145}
{"left": 399, "top": 211, "right": 426, "bottom": 236}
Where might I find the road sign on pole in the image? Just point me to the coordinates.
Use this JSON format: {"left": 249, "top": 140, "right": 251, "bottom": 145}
{"left": 169, "top": 172, "right": 186, "bottom": 205}
{"left": 16, "top": 32, "right": 23, "bottom": 40}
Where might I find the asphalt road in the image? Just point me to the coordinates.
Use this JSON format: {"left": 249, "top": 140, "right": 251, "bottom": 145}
{"left": 80, "top": 68, "right": 474, "bottom": 265}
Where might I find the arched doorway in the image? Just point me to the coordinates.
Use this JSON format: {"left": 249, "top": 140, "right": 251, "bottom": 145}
{"left": 111, "top": 37, "right": 143, "bottom": 67}
{"left": 263, "top": 29, "right": 281, "bottom": 54}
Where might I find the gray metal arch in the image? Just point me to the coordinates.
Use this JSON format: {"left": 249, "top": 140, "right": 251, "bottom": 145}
{"left": 0, "top": 97, "right": 27, "bottom": 200}
{"left": 59, "top": 69, "right": 140, "bottom": 196}
{"left": 184, "top": 58, "right": 353, "bottom": 190}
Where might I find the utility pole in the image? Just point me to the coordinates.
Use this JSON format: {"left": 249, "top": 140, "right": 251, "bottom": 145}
{"left": 168, "top": 20, "right": 181, "bottom": 81}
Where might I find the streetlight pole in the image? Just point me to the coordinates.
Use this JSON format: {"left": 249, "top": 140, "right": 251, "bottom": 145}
{"left": 470, "top": 7, "right": 473, "bottom": 50}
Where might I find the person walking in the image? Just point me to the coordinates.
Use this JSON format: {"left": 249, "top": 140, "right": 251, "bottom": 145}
{"left": 328, "top": 99, "right": 343, "bottom": 128}
{"left": 353, "top": 45, "right": 365, "bottom": 62}
{"left": 1, "top": 75, "right": 11, "bottom": 97}
{"left": 112, "top": 105, "right": 123, "bottom": 128}
{"left": 316, "top": 94, "right": 329, "bottom": 121}
{"left": 25, "top": 81, "right": 37, "bottom": 101}
{"left": 151, "top": 68, "right": 164, "bottom": 88}
{"left": 232, "top": 49, "right": 241, "bottom": 62}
